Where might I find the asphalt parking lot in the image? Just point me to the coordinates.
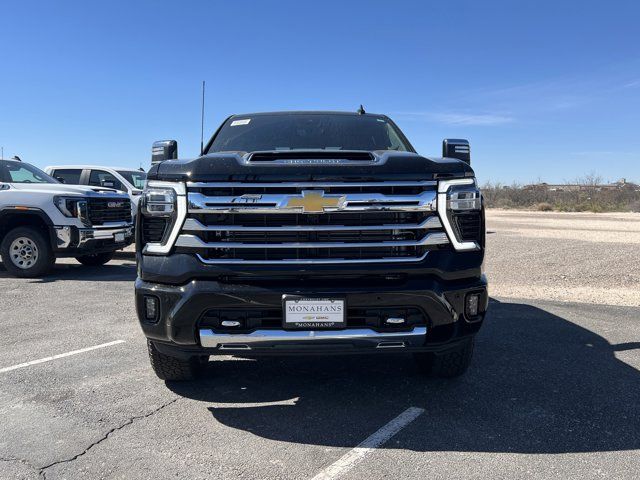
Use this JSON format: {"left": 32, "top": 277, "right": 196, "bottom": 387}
{"left": 1, "top": 210, "right": 639, "bottom": 480}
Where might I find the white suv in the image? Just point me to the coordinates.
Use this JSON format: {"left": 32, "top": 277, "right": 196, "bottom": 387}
{"left": 44, "top": 165, "right": 146, "bottom": 210}
{"left": 0, "top": 159, "right": 134, "bottom": 277}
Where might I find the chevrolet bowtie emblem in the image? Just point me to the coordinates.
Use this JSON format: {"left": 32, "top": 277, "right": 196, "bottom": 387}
{"left": 284, "top": 190, "right": 346, "bottom": 213}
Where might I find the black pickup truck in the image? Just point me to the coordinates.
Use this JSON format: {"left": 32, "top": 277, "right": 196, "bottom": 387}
{"left": 135, "top": 111, "right": 488, "bottom": 381}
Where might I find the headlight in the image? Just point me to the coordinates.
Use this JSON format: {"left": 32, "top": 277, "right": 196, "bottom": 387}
{"left": 140, "top": 181, "right": 186, "bottom": 254}
{"left": 437, "top": 179, "right": 482, "bottom": 251}
{"left": 54, "top": 196, "right": 87, "bottom": 218}
{"left": 447, "top": 185, "right": 481, "bottom": 211}
{"left": 142, "top": 187, "right": 176, "bottom": 216}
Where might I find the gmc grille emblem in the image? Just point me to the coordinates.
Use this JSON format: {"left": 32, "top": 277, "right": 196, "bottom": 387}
{"left": 107, "top": 202, "right": 124, "bottom": 208}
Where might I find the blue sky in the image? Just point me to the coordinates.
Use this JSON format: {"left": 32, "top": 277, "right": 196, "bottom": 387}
{"left": 1, "top": 0, "right": 639, "bottom": 184}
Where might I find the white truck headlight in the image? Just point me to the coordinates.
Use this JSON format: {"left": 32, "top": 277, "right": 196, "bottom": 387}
{"left": 54, "top": 196, "right": 88, "bottom": 219}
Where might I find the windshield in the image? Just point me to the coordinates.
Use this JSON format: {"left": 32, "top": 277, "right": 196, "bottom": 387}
{"left": 207, "top": 113, "right": 412, "bottom": 154}
{"left": 117, "top": 170, "right": 147, "bottom": 189}
{"left": 0, "top": 161, "right": 58, "bottom": 184}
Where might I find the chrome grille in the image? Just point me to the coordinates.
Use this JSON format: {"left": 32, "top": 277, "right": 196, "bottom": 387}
{"left": 178, "top": 181, "right": 449, "bottom": 264}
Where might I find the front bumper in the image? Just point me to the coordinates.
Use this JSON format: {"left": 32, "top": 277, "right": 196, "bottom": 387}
{"left": 135, "top": 274, "right": 488, "bottom": 357}
{"left": 53, "top": 224, "right": 134, "bottom": 256}
{"left": 200, "top": 326, "right": 428, "bottom": 350}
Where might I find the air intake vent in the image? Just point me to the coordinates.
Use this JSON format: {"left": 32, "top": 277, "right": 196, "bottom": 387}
{"left": 142, "top": 216, "right": 168, "bottom": 243}
{"left": 248, "top": 151, "right": 375, "bottom": 162}
{"left": 453, "top": 212, "right": 482, "bottom": 241}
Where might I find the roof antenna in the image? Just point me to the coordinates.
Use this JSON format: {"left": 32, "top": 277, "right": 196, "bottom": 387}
{"left": 357, "top": 104, "right": 366, "bottom": 115}
{"left": 200, "top": 80, "right": 206, "bottom": 156}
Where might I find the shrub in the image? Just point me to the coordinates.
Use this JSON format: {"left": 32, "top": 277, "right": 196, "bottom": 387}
{"left": 481, "top": 177, "right": 640, "bottom": 212}
{"left": 534, "top": 202, "right": 553, "bottom": 211}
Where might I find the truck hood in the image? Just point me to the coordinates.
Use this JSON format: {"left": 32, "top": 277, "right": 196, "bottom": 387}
{"left": 8, "top": 183, "right": 129, "bottom": 198}
{"left": 148, "top": 151, "right": 475, "bottom": 183}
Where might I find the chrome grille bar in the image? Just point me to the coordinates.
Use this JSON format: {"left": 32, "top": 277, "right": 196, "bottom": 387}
{"left": 188, "top": 190, "right": 437, "bottom": 214}
{"left": 194, "top": 252, "right": 431, "bottom": 265}
{"left": 175, "top": 232, "right": 449, "bottom": 249}
{"left": 187, "top": 181, "right": 437, "bottom": 188}
{"left": 182, "top": 216, "right": 442, "bottom": 232}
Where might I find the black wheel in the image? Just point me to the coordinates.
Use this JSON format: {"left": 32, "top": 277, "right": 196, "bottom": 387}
{"left": 147, "top": 340, "right": 206, "bottom": 381}
{"left": 75, "top": 251, "right": 114, "bottom": 266}
{"left": 0, "top": 227, "right": 55, "bottom": 278}
{"left": 414, "top": 337, "right": 475, "bottom": 378}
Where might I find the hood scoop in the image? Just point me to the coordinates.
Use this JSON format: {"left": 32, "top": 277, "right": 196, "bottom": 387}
{"left": 247, "top": 150, "right": 375, "bottom": 164}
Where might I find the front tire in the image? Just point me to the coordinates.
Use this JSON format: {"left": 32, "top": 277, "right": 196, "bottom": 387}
{"left": 414, "top": 337, "right": 475, "bottom": 378}
{"left": 0, "top": 227, "right": 55, "bottom": 278}
{"left": 75, "top": 252, "right": 114, "bottom": 266}
{"left": 147, "top": 340, "right": 205, "bottom": 381}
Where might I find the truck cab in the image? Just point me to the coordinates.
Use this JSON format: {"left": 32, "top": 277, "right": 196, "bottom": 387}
{"left": 44, "top": 165, "right": 147, "bottom": 210}
{"left": 135, "top": 111, "right": 487, "bottom": 381}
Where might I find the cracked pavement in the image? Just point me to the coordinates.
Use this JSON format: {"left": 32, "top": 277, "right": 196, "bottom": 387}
{"left": 1, "top": 211, "right": 639, "bottom": 479}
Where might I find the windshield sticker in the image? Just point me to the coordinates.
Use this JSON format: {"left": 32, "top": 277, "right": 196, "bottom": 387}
{"left": 231, "top": 119, "right": 251, "bottom": 126}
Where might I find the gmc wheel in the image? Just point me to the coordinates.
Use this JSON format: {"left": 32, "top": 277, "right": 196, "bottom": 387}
{"left": 0, "top": 227, "right": 55, "bottom": 278}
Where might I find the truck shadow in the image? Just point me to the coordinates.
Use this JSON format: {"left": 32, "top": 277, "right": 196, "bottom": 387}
{"left": 167, "top": 299, "right": 640, "bottom": 454}
{"left": 0, "top": 260, "right": 137, "bottom": 282}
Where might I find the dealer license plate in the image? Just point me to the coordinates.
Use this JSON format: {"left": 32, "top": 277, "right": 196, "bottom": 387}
{"left": 283, "top": 297, "right": 346, "bottom": 329}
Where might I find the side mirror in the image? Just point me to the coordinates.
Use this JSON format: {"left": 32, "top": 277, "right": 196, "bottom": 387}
{"left": 55, "top": 176, "right": 66, "bottom": 184}
{"left": 152, "top": 140, "right": 178, "bottom": 164}
{"left": 442, "top": 139, "right": 471, "bottom": 164}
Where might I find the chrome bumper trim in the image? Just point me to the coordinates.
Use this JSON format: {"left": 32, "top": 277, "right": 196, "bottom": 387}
{"left": 199, "top": 326, "right": 427, "bottom": 349}
{"left": 78, "top": 226, "right": 133, "bottom": 246}
{"left": 54, "top": 226, "right": 72, "bottom": 248}
{"left": 182, "top": 216, "right": 442, "bottom": 232}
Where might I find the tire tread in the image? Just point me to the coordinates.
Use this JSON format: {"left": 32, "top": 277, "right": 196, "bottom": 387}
{"left": 147, "top": 340, "right": 199, "bottom": 381}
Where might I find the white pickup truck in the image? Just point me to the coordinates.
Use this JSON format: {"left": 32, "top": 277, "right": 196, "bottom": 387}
{"left": 44, "top": 165, "right": 146, "bottom": 211}
{"left": 0, "top": 158, "right": 134, "bottom": 277}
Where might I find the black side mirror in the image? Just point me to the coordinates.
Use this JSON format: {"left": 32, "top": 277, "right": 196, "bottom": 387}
{"left": 55, "top": 176, "right": 66, "bottom": 183}
{"left": 442, "top": 139, "right": 471, "bottom": 164}
{"left": 152, "top": 140, "right": 178, "bottom": 164}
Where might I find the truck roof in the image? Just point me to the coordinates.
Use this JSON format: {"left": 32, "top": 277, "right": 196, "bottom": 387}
{"left": 45, "top": 165, "right": 142, "bottom": 172}
{"left": 228, "top": 110, "right": 387, "bottom": 119}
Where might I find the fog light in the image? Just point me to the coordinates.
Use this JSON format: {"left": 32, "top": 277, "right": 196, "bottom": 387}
{"left": 385, "top": 317, "right": 405, "bottom": 326}
{"left": 465, "top": 294, "right": 480, "bottom": 318}
{"left": 144, "top": 296, "right": 159, "bottom": 321}
{"left": 221, "top": 320, "right": 242, "bottom": 328}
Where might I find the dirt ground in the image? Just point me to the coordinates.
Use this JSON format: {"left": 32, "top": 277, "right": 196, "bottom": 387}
{"left": 485, "top": 209, "right": 640, "bottom": 307}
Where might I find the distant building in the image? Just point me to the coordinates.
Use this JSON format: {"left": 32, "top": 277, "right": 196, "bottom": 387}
{"left": 523, "top": 179, "right": 639, "bottom": 192}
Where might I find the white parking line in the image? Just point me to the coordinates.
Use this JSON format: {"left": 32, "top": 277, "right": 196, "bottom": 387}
{"left": 0, "top": 340, "right": 126, "bottom": 373}
{"left": 310, "top": 406, "right": 425, "bottom": 480}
